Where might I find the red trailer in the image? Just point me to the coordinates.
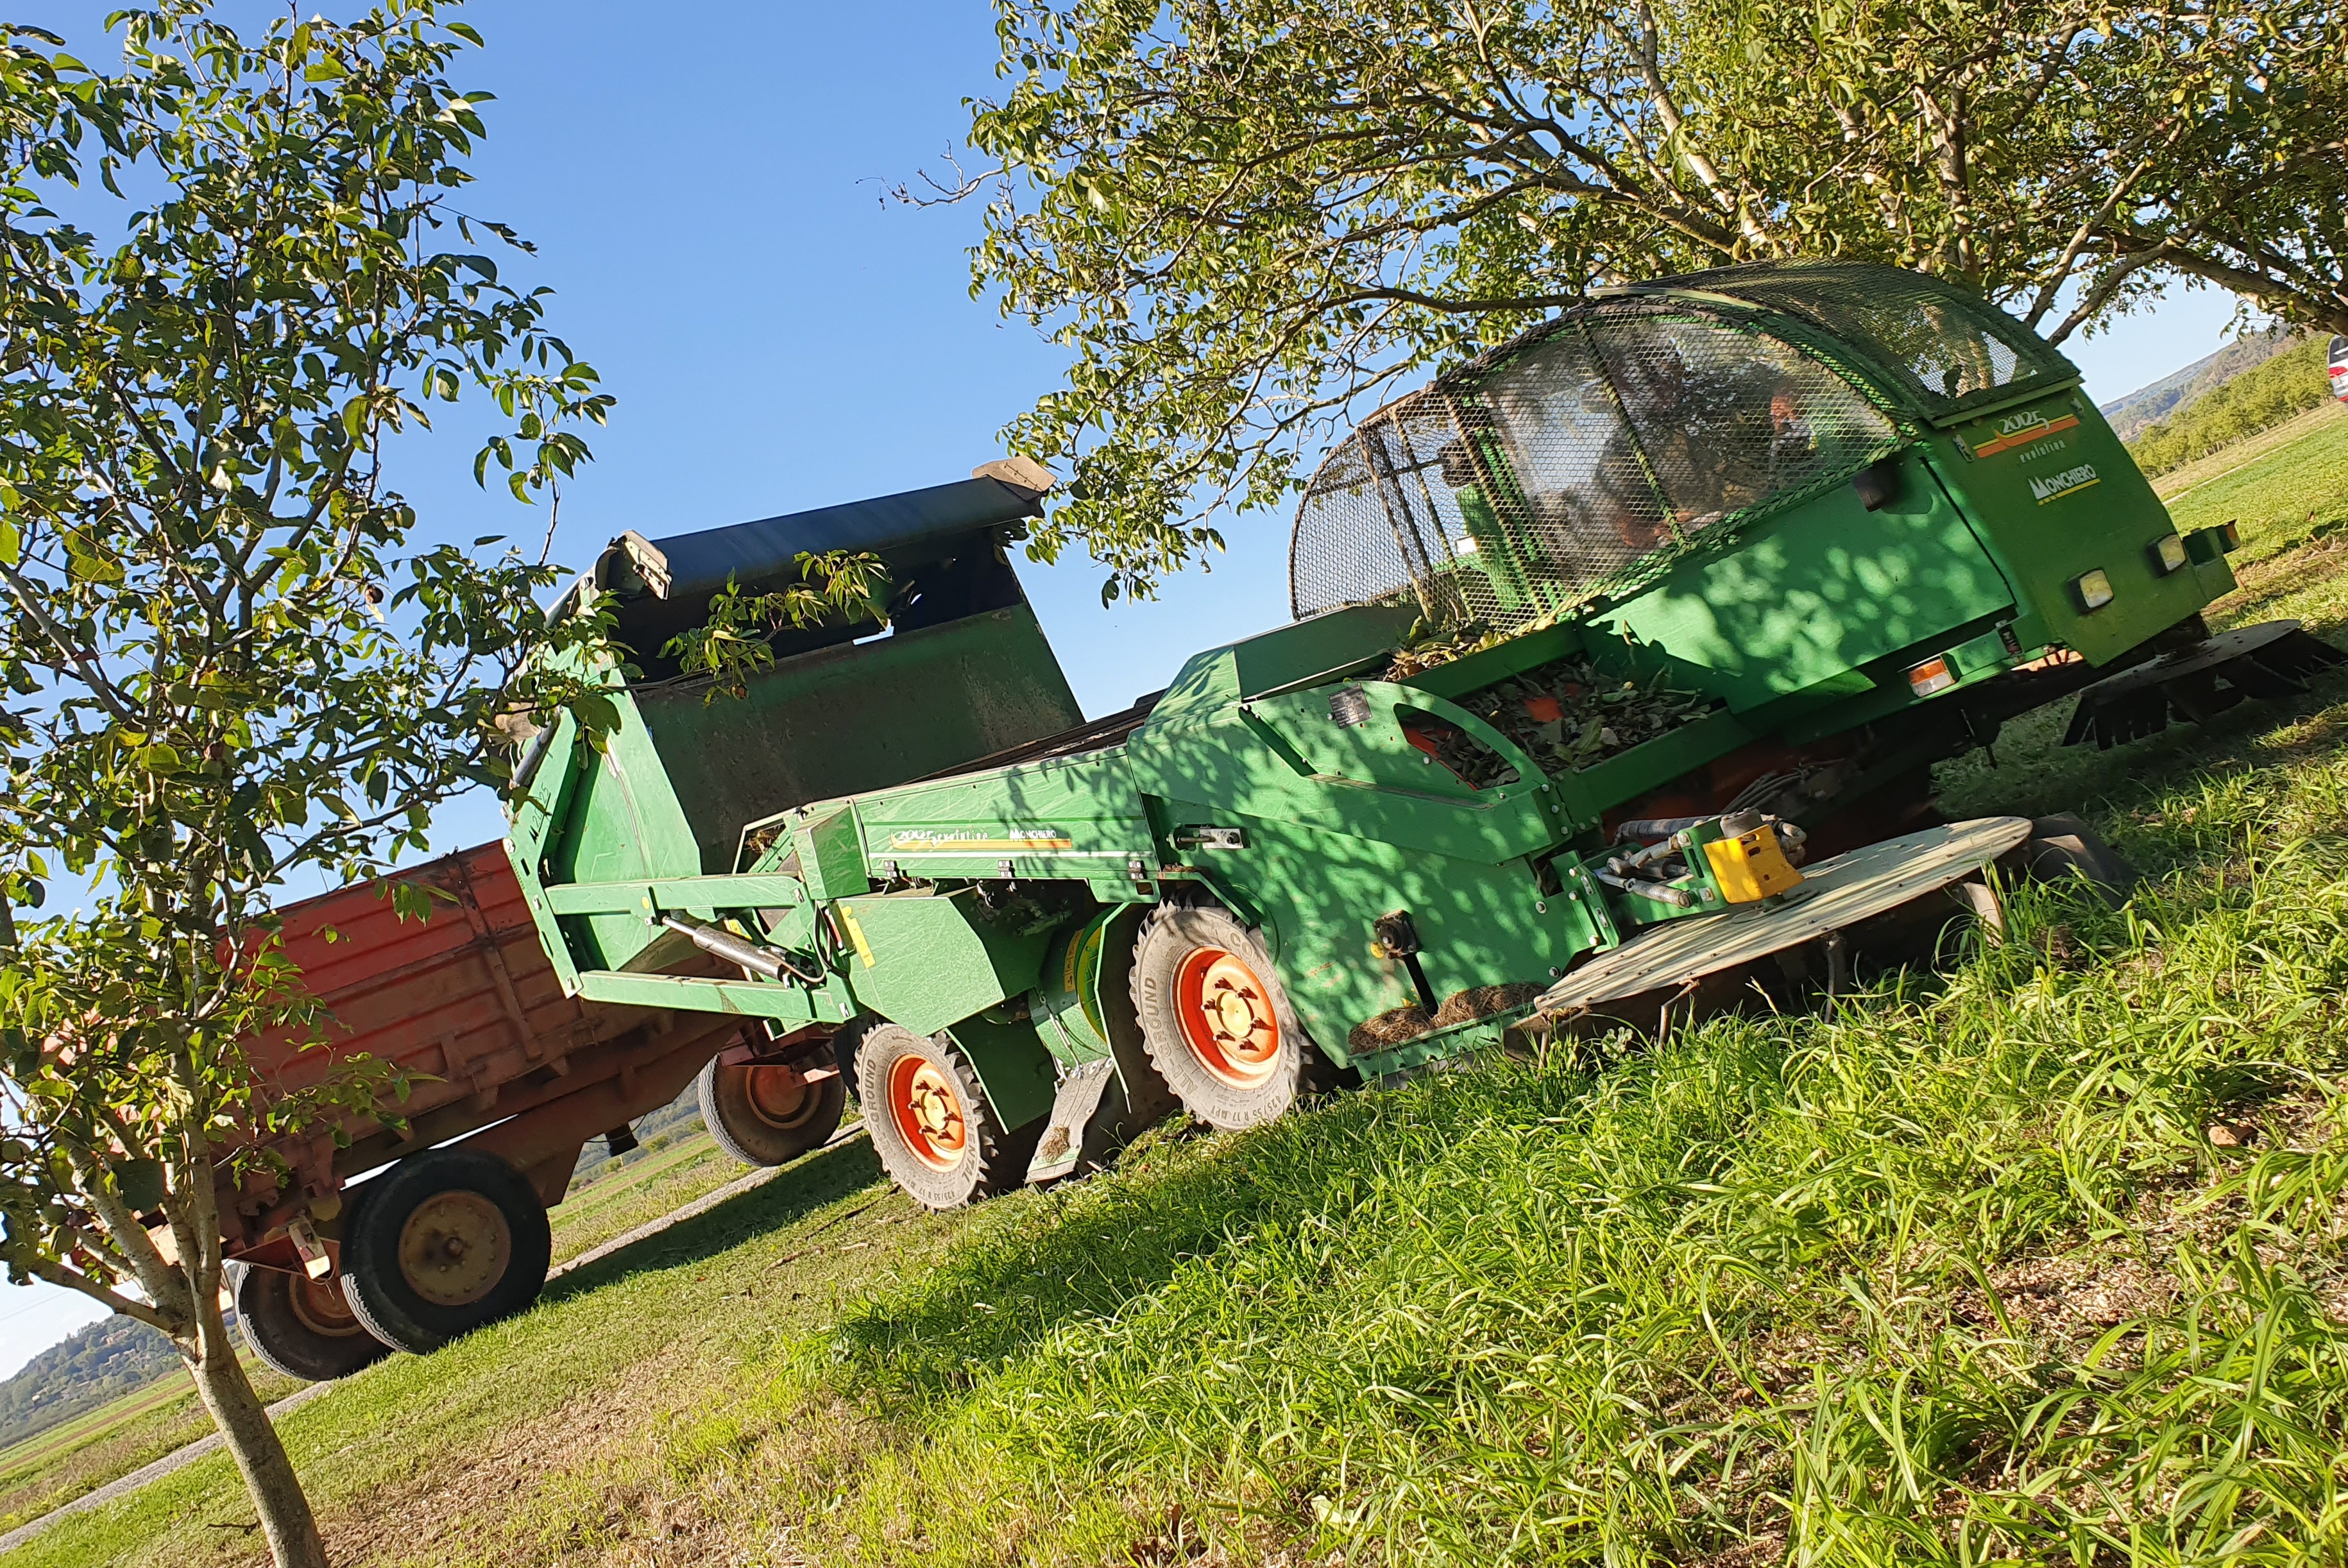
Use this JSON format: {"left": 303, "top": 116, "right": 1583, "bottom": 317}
{"left": 208, "top": 842, "right": 846, "bottom": 1377}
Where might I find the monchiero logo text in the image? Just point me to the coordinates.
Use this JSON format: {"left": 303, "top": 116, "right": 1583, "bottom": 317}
{"left": 2029, "top": 463, "right": 2099, "bottom": 503}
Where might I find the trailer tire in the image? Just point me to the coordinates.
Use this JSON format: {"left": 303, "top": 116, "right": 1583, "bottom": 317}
{"left": 1130, "top": 904, "right": 1316, "bottom": 1130}
{"left": 228, "top": 1259, "right": 391, "bottom": 1383}
{"left": 856, "top": 1023, "right": 1035, "bottom": 1209}
{"left": 341, "top": 1148, "right": 552, "bottom": 1354}
{"left": 697, "top": 1049, "right": 847, "bottom": 1168}
{"left": 2023, "top": 813, "right": 2139, "bottom": 905}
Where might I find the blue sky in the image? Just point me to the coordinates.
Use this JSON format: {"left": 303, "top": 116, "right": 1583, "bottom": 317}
{"left": 0, "top": 0, "right": 2259, "bottom": 1379}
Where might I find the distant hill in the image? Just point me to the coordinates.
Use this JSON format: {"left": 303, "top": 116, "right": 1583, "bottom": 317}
{"left": 2100, "top": 327, "right": 2309, "bottom": 441}
{"left": 0, "top": 1315, "right": 180, "bottom": 1449}
{"left": 2126, "top": 334, "right": 2336, "bottom": 476}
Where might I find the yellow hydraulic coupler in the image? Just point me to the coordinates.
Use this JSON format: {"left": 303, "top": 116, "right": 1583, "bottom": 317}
{"left": 1703, "top": 816, "right": 1806, "bottom": 903}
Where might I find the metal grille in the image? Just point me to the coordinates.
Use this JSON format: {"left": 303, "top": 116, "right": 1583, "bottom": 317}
{"left": 1656, "top": 261, "right": 2067, "bottom": 416}
{"left": 1291, "top": 299, "right": 1896, "bottom": 628}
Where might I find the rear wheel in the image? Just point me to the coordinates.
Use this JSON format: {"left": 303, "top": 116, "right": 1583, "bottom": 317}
{"left": 229, "top": 1259, "right": 390, "bottom": 1383}
{"left": 856, "top": 1023, "right": 1037, "bottom": 1209}
{"left": 341, "top": 1148, "right": 552, "bottom": 1354}
{"left": 1131, "top": 904, "right": 1316, "bottom": 1130}
{"left": 698, "top": 1048, "right": 847, "bottom": 1167}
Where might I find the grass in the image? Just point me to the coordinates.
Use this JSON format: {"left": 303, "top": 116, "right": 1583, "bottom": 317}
{"left": 1, "top": 1135, "right": 908, "bottom": 1567}
{"left": 0, "top": 1358, "right": 300, "bottom": 1535}
{"left": 2155, "top": 399, "right": 2346, "bottom": 513}
{"left": 0, "top": 1130, "right": 767, "bottom": 1535}
{"left": 427, "top": 675, "right": 2348, "bottom": 1568}
{"left": 547, "top": 1130, "right": 745, "bottom": 1266}
{"left": 8, "top": 416, "right": 2348, "bottom": 1567}
{"left": 2162, "top": 401, "right": 2348, "bottom": 639}
{"left": 301, "top": 688, "right": 2340, "bottom": 1568}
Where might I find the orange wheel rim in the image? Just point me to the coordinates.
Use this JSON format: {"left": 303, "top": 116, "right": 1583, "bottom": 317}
{"left": 1173, "top": 946, "right": 1283, "bottom": 1089}
{"left": 887, "top": 1054, "right": 968, "bottom": 1172}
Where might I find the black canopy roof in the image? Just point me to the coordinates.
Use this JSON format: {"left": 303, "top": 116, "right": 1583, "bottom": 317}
{"left": 582, "top": 464, "right": 1051, "bottom": 659}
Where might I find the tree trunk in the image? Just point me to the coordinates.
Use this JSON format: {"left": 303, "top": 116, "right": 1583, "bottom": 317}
{"left": 182, "top": 1295, "right": 328, "bottom": 1568}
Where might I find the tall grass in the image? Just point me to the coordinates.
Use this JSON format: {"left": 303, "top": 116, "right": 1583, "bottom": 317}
{"left": 799, "top": 748, "right": 2348, "bottom": 1565}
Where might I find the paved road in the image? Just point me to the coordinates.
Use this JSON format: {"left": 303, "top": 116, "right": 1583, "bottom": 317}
{"left": 0, "top": 1125, "right": 863, "bottom": 1555}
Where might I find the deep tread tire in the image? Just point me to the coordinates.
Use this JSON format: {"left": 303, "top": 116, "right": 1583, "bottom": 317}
{"left": 2023, "top": 813, "right": 2140, "bottom": 905}
{"left": 228, "top": 1260, "right": 390, "bottom": 1383}
{"left": 342, "top": 1148, "right": 552, "bottom": 1354}
{"left": 856, "top": 1023, "right": 1039, "bottom": 1209}
{"left": 697, "top": 1048, "right": 847, "bottom": 1168}
{"left": 1130, "top": 903, "right": 1318, "bottom": 1130}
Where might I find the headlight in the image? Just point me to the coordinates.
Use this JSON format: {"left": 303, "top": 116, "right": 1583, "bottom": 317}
{"left": 2070, "top": 568, "right": 2114, "bottom": 612}
{"left": 2150, "top": 534, "right": 2189, "bottom": 575}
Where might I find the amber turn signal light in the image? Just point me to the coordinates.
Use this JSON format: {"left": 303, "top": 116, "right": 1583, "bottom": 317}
{"left": 1906, "top": 655, "right": 1956, "bottom": 697}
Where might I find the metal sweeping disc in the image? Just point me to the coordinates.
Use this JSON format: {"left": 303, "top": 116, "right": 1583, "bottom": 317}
{"left": 1536, "top": 817, "right": 2033, "bottom": 1014}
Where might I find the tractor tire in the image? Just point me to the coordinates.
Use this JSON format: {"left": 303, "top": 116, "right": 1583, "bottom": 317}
{"left": 228, "top": 1259, "right": 391, "bottom": 1383}
{"left": 856, "top": 1023, "right": 1038, "bottom": 1210}
{"left": 341, "top": 1148, "right": 552, "bottom": 1354}
{"left": 697, "top": 1049, "right": 847, "bottom": 1168}
{"left": 1130, "top": 903, "right": 1320, "bottom": 1131}
{"left": 2023, "top": 813, "right": 2139, "bottom": 905}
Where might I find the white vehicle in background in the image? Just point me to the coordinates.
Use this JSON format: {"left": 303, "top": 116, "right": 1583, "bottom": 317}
{"left": 2330, "top": 336, "right": 2347, "bottom": 403}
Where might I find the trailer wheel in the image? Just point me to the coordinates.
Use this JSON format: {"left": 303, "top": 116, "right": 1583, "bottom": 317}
{"left": 1130, "top": 904, "right": 1315, "bottom": 1130}
{"left": 341, "top": 1148, "right": 552, "bottom": 1354}
{"left": 697, "top": 1049, "right": 847, "bottom": 1168}
{"left": 227, "top": 1259, "right": 391, "bottom": 1383}
{"left": 2023, "top": 813, "right": 2139, "bottom": 905}
{"left": 856, "top": 1024, "right": 1035, "bottom": 1209}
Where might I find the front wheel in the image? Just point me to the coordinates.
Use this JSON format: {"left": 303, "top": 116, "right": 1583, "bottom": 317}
{"left": 229, "top": 1259, "right": 391, "bottom": 1383}
{"left": 1130, "top": 904, "right": 1317, "bottom": 1130}
{"left": 855, "top": 1023, "right": 1037, "bottom": 1210}
{"left": 341, "top": 1148, "right": 552, "bottom": 1354}
{"left": 698, "top": 1048, "right": 847, "bottom": 1168}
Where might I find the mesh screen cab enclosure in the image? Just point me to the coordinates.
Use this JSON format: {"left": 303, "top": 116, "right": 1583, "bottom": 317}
{"left": 1290, "top": 262, "right": 2073, "bottom": 636}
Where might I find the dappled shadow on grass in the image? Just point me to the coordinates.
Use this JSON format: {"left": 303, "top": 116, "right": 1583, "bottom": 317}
{"left": 815, "top": 825, "right": 2348, "bottom": 1565}
{"left": 543, "top": 1136, "right": 887, "bottom": 1300}
{"left": 1938, "top": 669, "right": 2348, "bottom": 844}
{"left": 828, "top": 1071, "right": 1598, "bottom": 1406}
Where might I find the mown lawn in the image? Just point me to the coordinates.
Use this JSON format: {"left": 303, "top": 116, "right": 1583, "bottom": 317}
{"left": 0, "top": 1357, "right": 301, "bottom": 1537}
{"left": 9, "top": 419, "right": 2348, "bottom": 1567}
{"left": 549, "top": 1130, "right": 740, "bottom": 1267}
{"left": 0, "top": 1132, "right": 770, "bottom": 1535}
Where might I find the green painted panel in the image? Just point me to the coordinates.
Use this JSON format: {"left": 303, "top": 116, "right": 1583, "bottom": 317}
{"left": 1128, "top": 699, "right": 1560, "bottom": 866}
{"left": 835, "top": 888, "right": 1054, "bottom": 1036}
{"left": 633, "top": 604, "right": 1084, "bottom": 872}
{"left": 542, "top": 873, "right": 809, "bottom": 917}
{"left": 573, "top": 969, "right": 846, "bottom": 1024}
{"left": 1031, "top": 911, "right": 1123, "bottom": 1066}
{"left": 1149, "top": 604, "right": 1420, "bottom": 726}
{"left": 940, "top": 1015, "right": 1057, "bottom": 1132}
{"left": 850, "top": 749, "right": 1153, "bottom": 882}
{"left": 1200, "top": 815, "right": 1607, "bottom": 1066}
{"left": 540, "top": 688, "right": 706, "bottom": 973}
{"left": 1934, "top": 392, "right": 2212, "bottom": 663}
{"left": 1591, "top": 452, "right": 2014, "bottom": 710}
{"left": 790, "top": 808, "right": 869, "bottom": 900}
